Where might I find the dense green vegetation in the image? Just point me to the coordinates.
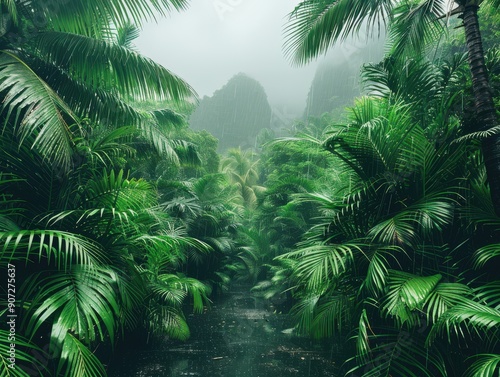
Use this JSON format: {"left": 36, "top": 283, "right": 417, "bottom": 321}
{"left": 0, "top": 1, "right": 214, "bottom": 375}
{"left": 0, "top": 0, "right": 499, "bottom": 377}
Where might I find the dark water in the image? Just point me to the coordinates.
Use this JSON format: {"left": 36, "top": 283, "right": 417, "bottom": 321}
{"left": 108, "top": 288, "right": 339, "bottom": 377}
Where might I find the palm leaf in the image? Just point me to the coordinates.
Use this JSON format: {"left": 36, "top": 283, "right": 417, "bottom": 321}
{"left": 0, "top": 215, "right": 19, "bottom": 232}
{"left": 383, "top": 270, "right": 442, "bottom": 325}
{"left": 83, "top": 169, "right": 155, "bottom": 211}
{"left": 369, "top": 215, "right": 419, "bottom": 246}
{"left": 27, "top": 53, "right": 184, "bottom": 131}
{"left": 280, "top": 243, "right": 363, "bottom": 291}
{"left": 362, "top": 57, "right": 442, "bottom": 106}
{"left": 424, "top": 282, "right": 473, "bottom": 324}
{"left": 113, "top": 260, "right": 147, "bottom": 332}
{"left": 146, "top": 303, "right": 190, "bottom": 341}
{"left": 115, "top": 22, "right": 140, "bottom": 49}
{"left": 284, "top": 0, "right": 394, "bottom": 64}
{"left": 57, "top": 333, "right": 106, "bottom": 377}
{"left": 26, "top": 265, "right": 120, "bottom": 346}
{"left": 453, "top": 126, "right": 500, "bottom": 144}
{"left": 137, "top": 233, "right": 212, "bottom": 261}
{"left": 0, "top": 0, "right": 18, "bottom": 25}
{"left": 355, "top": 309, "right": 372, "bottom": 365}
{"left": 474, "top": 244, "right": 500, "bottom": 270}
{"left": 465, "top": 354, "right": 500, "bottom": 377}
{"left": 361, "top": 245, "right": 404, "bottom": 296}
{"left": 368, "top": 197, "right": 455, "bottom": 247}
{"left": 428, "top": 300, "right": 500, "bottom": 345}
{"left": 475, "top": 282, "right": 500, "bottom": 310}
{"left": 86, "top": 125, "right": 137, "bottom": 165}
{"left": 22, "top": 45, "right": 189, "bottom": 161}
{"left": 310, "top": 291, "right": 355, "bottom": 337}
{"left": 290, "top": 295, "right": 320, "bottom": 335}
{"left": 156, "top": 274, "right": 211, "bottom": 313}
{"left": 0, "top": 229, "right": 104, "bottom": 269}
{"left": 150, "top": 282, "right": 187, "bottom": 307}
{"left": 389, "top": 0, "right": 447, "bottom": 59}
{"left": 0, "top": 53, "right": 80, "bottom": 170}
{"left": 37, "top": 0, "right": 189, "bottom": 35}
{"left": 32, "top": 31, "right": 195, "bottom": 102}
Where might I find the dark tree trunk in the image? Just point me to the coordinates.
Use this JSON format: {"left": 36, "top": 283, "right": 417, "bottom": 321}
{"left": 462, "top": 4, "right": 500, "bottom": 215}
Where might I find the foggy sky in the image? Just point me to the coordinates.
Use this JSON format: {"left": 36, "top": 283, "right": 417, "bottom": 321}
{"left": 134, "top": 0, "right": 326, "bottom": 114}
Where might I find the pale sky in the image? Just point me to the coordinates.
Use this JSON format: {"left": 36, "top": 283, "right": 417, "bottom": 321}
{"left": 134, "top": 0, "right": 326, "bottom": 113}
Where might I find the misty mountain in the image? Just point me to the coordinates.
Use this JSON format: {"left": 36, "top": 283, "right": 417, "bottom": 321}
{"left": 189, "top": 73, "right": 272, "bottom": 151}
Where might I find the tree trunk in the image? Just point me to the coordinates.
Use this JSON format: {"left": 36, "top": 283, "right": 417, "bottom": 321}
{"left": 462, "top": 4, "right": 500, "bottom": 215}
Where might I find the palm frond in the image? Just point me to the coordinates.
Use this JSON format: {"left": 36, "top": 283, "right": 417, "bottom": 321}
{"left": 86, "top": 125, "right": 137, "bottom": 166}
{"left": 113, "top": 260, "right": 147, "bottom": 332}
{"left": 148, "top": 227, "right": 213, "bottom": 253}
{"left": 475, "top": 282, "right": 500, "bottom": 310}
{"left": 284, "top": 0, "right": 393, "bottom": 64}
{"left": 115, "top": 22, "right": 140, "bottom": 49}
{"left": 0, "top": 230, "right": 104, "bottom": 269}
{"left": 474, "top": 244, "right": 500, "bottom": 270}
{"left": 150, "top": 282, "right": 187, "bottom": 307}
{"left": 32, "top": 31, "right": 195, "bottom": 102}
{"left": 362, "top": 57, "right": 441, "bottom": 106}
{"left": 57, "top": 333, "right": 106, "bottom": 377}
{"left": 83, "top": 170, "right": 155, "bottom": 211}
{"left": 424, "top": 282, "right": 473, "bottom": 324}
{"left": 290, "top": 294, "right": 319, "bottom": 335}
{"left": 0, "top": 0, "right": 17, "bottom": 25}
{"left": 35, "top": 0, "right": 189, "bottom": 35}
{"left": 389, "top": 0, "right": 447, "bottom": 59}
{"left": 369, "top": 215, "right": 420, "bottom": 247}
{"left": 25, "top": 53, "right": 187, "bottom": 158}
{"left": 427, "top": 300, "right": 500, "bottom": 345}
{"left": 361, "top": 245, "right": 404, "bottom": 296}
{"left": 26, "top": 265, "right": 120, "bottom": 345}
{"left": 0, "top": 215, "right": 19, "bottom": 232}
{"left": 146, "top": 303, "right": 190, "bottom": 340}
{"left": 281, "top": 243, "right": 363, "bottom": 291}
{"left": 355, "top": 309, "right": 372, "bottom": 366}
{"left": 156, "top": 274, "right": 211, "bottom": 313}
{"left": 310, "top": 292, "right": 356, "bottom": 337}
{"left": 465, "top": 354, "right": 500, "bottom": 377}
{"left": 453, "top": 126, "right": 500, "bottom": 144}
{"left": 0, "top": 53, "right": 80, "bottom": 170}
{"left": 382, "top": 270, "right": 442, "bottom": 326}
{"left": 368, "top": 197, "right": 456, "bottom": 247}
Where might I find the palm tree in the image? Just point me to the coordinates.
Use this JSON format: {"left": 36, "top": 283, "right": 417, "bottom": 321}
{"left": 284, "top": 0, "right": 500, "bottom": 214}
{"left": 0, "top": 0, "right": 195, "bottom": 171}
{"left": 221, "top": 148, "right": 265, "bottom": 212}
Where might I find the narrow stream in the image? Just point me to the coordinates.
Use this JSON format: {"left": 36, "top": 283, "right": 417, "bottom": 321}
{"left": 108, "top": 287, "right": 339, "bottom": 377}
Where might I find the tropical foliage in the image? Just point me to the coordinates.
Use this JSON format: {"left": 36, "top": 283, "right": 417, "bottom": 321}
{"left": 284, "top": 0, "right": 500, "bottom": 216}
{"left": 0, "top": 0, "right": 225, "bottom": 375}
{"left": 1, "top": 0, "right": 499, "bottom": 376}
{"left": 251, "top": 9, "right": 500, "bottom": 376}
